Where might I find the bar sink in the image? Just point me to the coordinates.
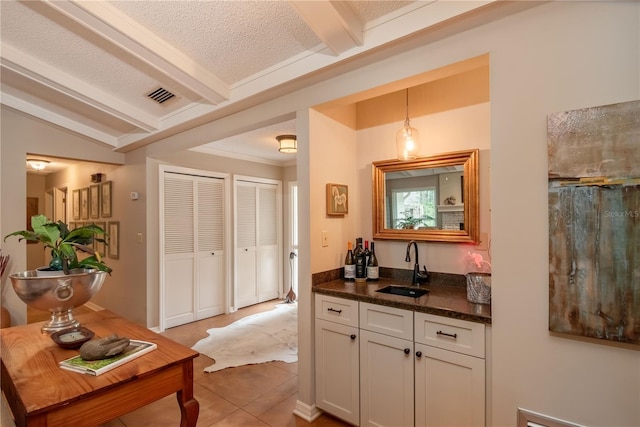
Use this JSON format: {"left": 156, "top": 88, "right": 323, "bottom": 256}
{"left": 376, "top": 285, "right": 428, "bottom": 298}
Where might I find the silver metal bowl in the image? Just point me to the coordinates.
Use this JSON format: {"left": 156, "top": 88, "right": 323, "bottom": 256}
{"left": 10, "top": 268, "right": 107, "bottom": 333}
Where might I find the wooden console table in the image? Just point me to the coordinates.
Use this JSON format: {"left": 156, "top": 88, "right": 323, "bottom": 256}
{"left": 0, "top": 310, "right": 199, "bottom": 427}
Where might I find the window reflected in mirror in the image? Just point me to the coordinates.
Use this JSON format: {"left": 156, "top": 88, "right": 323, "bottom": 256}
{"left": 372, "top": 149, "right": 479, "bottom": 243}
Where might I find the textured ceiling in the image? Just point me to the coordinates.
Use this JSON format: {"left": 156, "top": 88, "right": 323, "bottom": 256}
{"left": 1, "top": 0, "right": 503, "bottom": 166}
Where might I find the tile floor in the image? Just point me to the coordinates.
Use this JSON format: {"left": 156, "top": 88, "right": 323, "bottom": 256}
{"left": 95, "top": 300, "right": 352, "bottom": 427}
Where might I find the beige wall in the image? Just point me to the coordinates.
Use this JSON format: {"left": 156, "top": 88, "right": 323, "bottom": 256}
{"left": 356, "top": 103, "right": 491, "bottom": 275}
{"left": 1, "top": 2, "right": 637, "bottom": 426}
{"left": 0, "top": 107, "right": 124, "bottom": 325}
{"left": 304, "top": 2, "right": 639, "bottom": 426}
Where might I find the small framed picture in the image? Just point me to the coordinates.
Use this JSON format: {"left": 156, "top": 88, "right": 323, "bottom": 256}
{"left": 80, "top": 188, "right": 89, "bottom": 219}
{"left": 107, "top": 221, "right": 119, "bottom": 259}
{"left": 101, "top": 181, "right": 112, "bottom": 218}
{"left": 94, "top": 222, "right": 106, "bottom": 256}
{"left": 326, "top": 183, "right": 348, "bottom": 216}
{"left": 72, "top": 189, "right": 80, "bottom": 219}
{"left": 89, "top": 184, "right": 100, "bottom": 219}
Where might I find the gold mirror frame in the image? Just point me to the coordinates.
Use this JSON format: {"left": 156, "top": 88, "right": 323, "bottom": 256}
{"left": 372, "top": 149, "right": 479, "bottom": 243}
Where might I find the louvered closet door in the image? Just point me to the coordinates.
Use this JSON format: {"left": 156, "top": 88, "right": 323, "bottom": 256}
{"left": 163, "top": 172, "right": 226, "bottom": 328}
{"left": 164, "top": 174, "right": 196, "bottom": 328}
{"left": 236, "top": 183, "right": 258, "bottom": 308}
{"left": 196, "top": 177, "right": 225, "bottom": 320}
{"left": 258, "top": 185, "right": 279, "bottom": 302}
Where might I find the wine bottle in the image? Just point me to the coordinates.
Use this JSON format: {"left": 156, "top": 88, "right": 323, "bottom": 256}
{"left": 344, "top": 241, "right": 355, "bottom": 281}
{"left": 364, "top": 240, "right": 371, "bottom": 270}
{"left": 354, "top": 238, "right": 367, "bottom": 281}
{"left": 367, "top": 241, "right": 379, "bottom": 281}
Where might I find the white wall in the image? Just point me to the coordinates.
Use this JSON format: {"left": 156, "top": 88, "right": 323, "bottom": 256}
{"left": 356, "top": 103, "right": 492, "bottom": 275}
{"left": 304, "top": 2, "right": 638, "bottom": 426}
{"left": 485, "top": 3, "right": 639, "bottom": 426}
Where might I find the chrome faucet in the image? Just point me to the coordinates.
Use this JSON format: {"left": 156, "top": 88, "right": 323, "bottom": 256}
{"left": 405, "top": 240, "right": 429, "bottom": 285}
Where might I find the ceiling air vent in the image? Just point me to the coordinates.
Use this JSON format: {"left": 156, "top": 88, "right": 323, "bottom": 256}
{"left": 147, "top": 87, "right": 176, "bottom": 104}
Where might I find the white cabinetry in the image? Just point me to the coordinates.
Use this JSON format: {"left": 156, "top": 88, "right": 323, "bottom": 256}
{"left": 414, "top": 312, "right": 486, "bottom": 427}
{"left": 315, "top": 295, "right": 360, "bottom": 426}
{"left": 314, "top": 295, "right": 487, "bottom": 427}
{"left": 359, "top": 303, "right": 414, "bottom": 427}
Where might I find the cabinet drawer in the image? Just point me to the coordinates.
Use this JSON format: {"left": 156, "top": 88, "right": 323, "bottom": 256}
{"left": 415, "top": 312, "right": 485, "bottom": 358}
{"left": 359, "top": 302, "right": 413, "bottom": 341}
{"left": 315, "top": 294, "right": 359, "bottom": 327}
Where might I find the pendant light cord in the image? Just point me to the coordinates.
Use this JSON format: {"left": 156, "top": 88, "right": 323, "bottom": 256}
{"left": 405, "top": 88, "right": 410, "bottom": 126}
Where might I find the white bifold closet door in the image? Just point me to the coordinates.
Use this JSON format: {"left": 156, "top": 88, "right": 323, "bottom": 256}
{"left": 235, "top": 179, "right": 281, "bottom": 309}
{"left": 163, "top": 172, "right": 225, "bottom": 328}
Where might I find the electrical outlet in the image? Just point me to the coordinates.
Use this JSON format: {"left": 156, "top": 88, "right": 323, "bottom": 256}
{"left": 136, "top": 233, "right": 143, "bottom": 244}
{"left": 321, "top": 231, "right": 328, "bottom": 247}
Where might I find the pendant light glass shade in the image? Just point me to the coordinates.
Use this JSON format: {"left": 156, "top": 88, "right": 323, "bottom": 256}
{"left": 276, "top": 134, "right": 297, "bottom": 153}
{"left": 396, "top": 89, "right": 420, "bottom": 161}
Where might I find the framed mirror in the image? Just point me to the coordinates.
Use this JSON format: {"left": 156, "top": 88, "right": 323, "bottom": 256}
{"left": 372, "top": 149, "right": 479, "bottom": 243}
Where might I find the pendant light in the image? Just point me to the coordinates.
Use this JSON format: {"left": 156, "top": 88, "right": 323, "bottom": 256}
{"left": 276, "top": 135, "right": 297, "bottom": 153}
{"left": 396, "top": 88, "right": 420, "bottom": 160}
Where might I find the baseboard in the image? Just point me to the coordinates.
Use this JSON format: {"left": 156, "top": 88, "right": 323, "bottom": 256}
{"left": 293, "top": 400, "right": 322, "bottom": 422}
{"left": 84, "top": 301, "right": 104, "bottom": 311}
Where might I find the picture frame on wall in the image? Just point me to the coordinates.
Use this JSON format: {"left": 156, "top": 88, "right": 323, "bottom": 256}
{"left": 89, "top": 184, "right": 100, "bottom": 219}
{"left": 326, "top": 183, "right": 348, "bottom": 216}
{"left": 101, "top": 181, "right": 112, "bottom": 218}
{"left": 107, "top": 221, "right": 119, "bottom": 259}
{"left": 94, "top": 221, "right": 106, "bottom": 256}
{"left": 80, "top": 187, "right": 89, "bottom": 219}
{"left": 72, "top": 189, "right": 80, "bottom": 220}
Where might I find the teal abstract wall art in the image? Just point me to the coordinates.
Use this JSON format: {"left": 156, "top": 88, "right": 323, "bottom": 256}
{"left": 548, "top": 100, "right": 640, "bottom": 345}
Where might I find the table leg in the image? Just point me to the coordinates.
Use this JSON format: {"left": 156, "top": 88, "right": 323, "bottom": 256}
{"left": 177, "top": 361, "right": 199, "bottom": 427}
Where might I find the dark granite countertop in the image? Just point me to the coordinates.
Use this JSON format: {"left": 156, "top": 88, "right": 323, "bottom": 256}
{"left": 313, "top": 277, "right": 491, "bottom": 325}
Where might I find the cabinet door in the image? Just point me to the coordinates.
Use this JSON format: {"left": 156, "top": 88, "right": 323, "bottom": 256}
{"left": 415, "top": 343, "right": 485, "bottom": 427}
{"left": 315, "top": 319, "right": 360, "bottom": 426}
{"left": 360, "top": 329, "right": 414, "bottom": 427}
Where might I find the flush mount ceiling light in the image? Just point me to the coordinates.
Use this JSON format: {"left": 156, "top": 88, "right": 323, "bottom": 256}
{"left": 276, "top": 134, "right": 297, "bottom": 153}
{"left": 26, "top": 159, "right": 50, "bottom": 171}
{"left": 396, "top": 88, "right": 420, "bottom": 161}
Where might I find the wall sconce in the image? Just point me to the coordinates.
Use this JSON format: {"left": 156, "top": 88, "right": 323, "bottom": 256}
{"left": 396, "top": 88, "right": 420, "bottom": 161}
{"left": 26, "top": 159, "right": 50, "bottom": 171}
{"left": 276, "top": 135, "right": 297, "bottom": 153}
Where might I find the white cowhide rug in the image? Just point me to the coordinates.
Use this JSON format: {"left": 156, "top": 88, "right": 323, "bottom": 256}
{"left": 192, "top": 302, "right": 297, "bottom": 372}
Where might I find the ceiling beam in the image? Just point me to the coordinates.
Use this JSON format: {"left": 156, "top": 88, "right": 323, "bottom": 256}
{"left": 39, "top": 0, "right": 230, "bottom": 104}
{"left": 1, "top": 93, "right": 119, "bottom": 147}
{"left": 1, "top": 44, "right": 159, "bottom": 132}
{"left": 289, "top": 1, "right": 363, "bottom": 55}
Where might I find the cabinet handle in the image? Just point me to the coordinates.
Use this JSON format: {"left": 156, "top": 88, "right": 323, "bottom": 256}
{"left": 404, "top": 348, "right": 411, "bottom": 355}
{"left": 436, "top": 330, "right": 457, "bottom": 339}
{"left": 211, "top": 252, "right": 215, "bottom": 255}
{"left": 327, "top": 307, "right": 342, "bottom": 314}
{"left": 350, "top": 334, "right": 357, "bottom": 341}
{"left": 415, "top": 351, "right": 422, "bottom": 358}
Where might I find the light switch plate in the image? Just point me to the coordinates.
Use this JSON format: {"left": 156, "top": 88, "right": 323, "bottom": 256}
{"left": 321, "top": 231, "right": 328, "bottom": 247}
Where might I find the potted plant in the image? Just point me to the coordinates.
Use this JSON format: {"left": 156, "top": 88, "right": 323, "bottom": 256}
{"left": 3, "top": 215, "right": 111, "bottom": 332}
{"left": 4, "top": 214, "right": 111, "bottom": 274}
{"left": 396, "top": 211, "right": 428, "bottom": 230}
